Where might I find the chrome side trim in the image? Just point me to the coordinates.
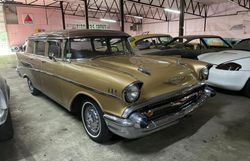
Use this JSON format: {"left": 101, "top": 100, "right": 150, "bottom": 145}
{"left": 122, "top": 82, "right": 205, "bottom": 118}
{"left": 17, "top": 66, "right": 121, "bottom": 100}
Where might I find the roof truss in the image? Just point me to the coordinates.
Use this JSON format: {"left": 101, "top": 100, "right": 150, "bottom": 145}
{"left": 0, "top": 0, "right": 208, "bottom": 22}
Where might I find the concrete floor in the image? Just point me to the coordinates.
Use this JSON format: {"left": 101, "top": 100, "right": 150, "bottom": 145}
{"left": 0, "top": 62, "right": 250, "bottom": 161}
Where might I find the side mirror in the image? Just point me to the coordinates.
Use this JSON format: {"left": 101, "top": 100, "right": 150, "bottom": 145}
{"left": 49, "top": 53, "right": 57, "bottom": 62}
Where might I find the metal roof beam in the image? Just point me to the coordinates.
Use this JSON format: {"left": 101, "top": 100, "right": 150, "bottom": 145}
{"left": 126, "top": 0, "right": 207, "bottom": 18}
{"left": 228, "top": 0, "right": 250, "bottom": 9}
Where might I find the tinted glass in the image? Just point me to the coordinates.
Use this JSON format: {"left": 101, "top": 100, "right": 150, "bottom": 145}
{"left": 136, "top": 38, "right": 161, "bottom": 46}
{"left": 203, "top": 38, "right": 230, "bottom": 48}
{"left": 36, "top": 41, "right": 45, "bottom": 56}
{"left": 159, "top": 36, "right": 172, "bottom": 44}
{"left": 48, "top": 41, "right": 61, "bottom": 58}
{"left": 234, "top": 39, "right": 250, "bottom": 51}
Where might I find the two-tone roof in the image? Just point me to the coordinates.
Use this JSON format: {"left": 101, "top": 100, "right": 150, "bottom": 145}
{"left": 29, "top": 29, "right": 131, "bottom": 39}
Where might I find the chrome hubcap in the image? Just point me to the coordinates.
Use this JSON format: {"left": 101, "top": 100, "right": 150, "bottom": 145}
{"left": 83, "top": 102, "right": 100, "bottom": 134}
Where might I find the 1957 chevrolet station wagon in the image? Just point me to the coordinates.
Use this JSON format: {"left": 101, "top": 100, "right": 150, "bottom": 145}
{"left": 16, "top": 29, "right": 215, "bottom": 143}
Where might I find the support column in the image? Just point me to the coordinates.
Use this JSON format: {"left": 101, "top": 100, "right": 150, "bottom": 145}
{"left": 120, "top": 0, "right": 124, "bottom": 31}
{"left": 60, "top": 1, "right": 66, "bottom": 30}
{"left": 204, "top": 6, "right": 208, "bottom": 32}
{"left": 84, "top": 0, "right": 89, "bottom": 29}
{"left": 179, "top": 0, "right": 185, "bottom": 37}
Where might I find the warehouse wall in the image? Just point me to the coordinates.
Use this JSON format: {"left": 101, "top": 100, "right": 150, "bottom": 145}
{"left": 5, "top": 6, "right": 136, "bottom": 47}
{"left": 5, "top": 3, "right": 250, "bottom": 47}
{"left": 142, "top": 13, "right": 250, "bottom": 39}
{"left": 141, "top": 2, "right": 250, "bottom": 39}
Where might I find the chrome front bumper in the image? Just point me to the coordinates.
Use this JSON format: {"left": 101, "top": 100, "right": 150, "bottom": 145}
{"left": 104, "top": 85, "right": 215, "bottom": 139}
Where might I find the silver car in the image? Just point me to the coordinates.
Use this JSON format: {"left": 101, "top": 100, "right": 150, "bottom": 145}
{"left": 0, "top": 75, "right": 13, "bottom": 141}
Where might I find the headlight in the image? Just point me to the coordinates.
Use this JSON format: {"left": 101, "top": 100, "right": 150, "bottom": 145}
{"left": 123, "top": 82, "right": 142, "bottom": 103}
{"left": 216, "top": 62, "right": 242, "bottom": 71}
{"left": 200, "top": 67, "right": 209, "bottom": 80}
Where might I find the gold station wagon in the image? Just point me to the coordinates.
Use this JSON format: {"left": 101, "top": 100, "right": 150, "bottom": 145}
{"left": 16, "top": 29, "right": 215, "bottom": 143}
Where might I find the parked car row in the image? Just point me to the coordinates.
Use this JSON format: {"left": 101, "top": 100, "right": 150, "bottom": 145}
{"left": 198, "top": 38, "right": 250, "bottom": 96}
{"left": 130, "top": 33, "right": 250, "bottom": 97}
{"left": 16, "top": 29, "right": 215, "bottom": 143}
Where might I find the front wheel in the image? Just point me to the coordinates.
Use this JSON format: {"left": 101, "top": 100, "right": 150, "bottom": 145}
{"left": 81, "top": 99, "right": 112, "bottom": 143}
{"left": 243, "top": 79, "right": 250, "bottom": 98}
{"left": 27, "top": 78, "right": 40, "bottom": 95}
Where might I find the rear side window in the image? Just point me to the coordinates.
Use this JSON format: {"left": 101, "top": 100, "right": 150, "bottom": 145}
{"left": 36, "top": 41, "right": 45, "bottom": 56}
{"left": 26, "top": 40, "right": 35, "bottom": 54}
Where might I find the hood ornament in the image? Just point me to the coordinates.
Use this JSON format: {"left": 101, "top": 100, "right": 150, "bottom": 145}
{"left": 138, "top": 65, "right": 151, "bottom": 76}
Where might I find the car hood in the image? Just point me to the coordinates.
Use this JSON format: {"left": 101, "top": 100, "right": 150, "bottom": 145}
{"left": 72, "top": 55, "right": 199, "bottom": 100}
{"left": 198, "top": 50, "right": 250, "bottom": 65}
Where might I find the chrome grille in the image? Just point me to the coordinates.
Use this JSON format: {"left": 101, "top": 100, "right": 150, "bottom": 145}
{"left": 139, "top": 86, "right": 205, "bottom": 120}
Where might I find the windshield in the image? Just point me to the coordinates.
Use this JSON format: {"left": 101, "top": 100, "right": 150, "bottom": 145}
{"left": 202, "top": 37, "right": 230, "bottom": 48}
{"left": 65, "top": 37, "right": 133, "bottom": 59}
{"left": 233, "top": 39, "right": 250, "bottom": 51}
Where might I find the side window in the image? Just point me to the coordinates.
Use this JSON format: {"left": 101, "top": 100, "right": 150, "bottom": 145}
{"left": 136, "top": 38, "right": 152, "bottom": 46}
{"left": 48, "top": 41, "right": 61, "bottom": 58}
{"left": 26, "top": 40, "right": 35, "bottom": 54}
{"left": 36, "top": 41, "right": 45, "bottom": 56}
{"left": 93, "top": 38, "right": 106, "bottom": 51}
{"left": 68, "top": 38, "right": 93, "bottom": 59}
{"left": 186, "top": 39, "right": 205, "bottom": 50}
{"left": 159, "top": 36, "right": 172, "bottom": 44}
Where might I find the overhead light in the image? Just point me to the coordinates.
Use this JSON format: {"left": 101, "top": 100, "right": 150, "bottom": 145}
{"left": 126, "top": 15, "right": 143, "bottom": 19}
{"left": 164, "top": 8, "right": 180, "bottom": 14}
{"left": 100, "top": 18, "right": 117, "bottom": 23}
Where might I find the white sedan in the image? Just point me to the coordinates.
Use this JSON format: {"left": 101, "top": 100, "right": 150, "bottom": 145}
{"left": 198, "top": 39, "right": 250, "bottom": 97}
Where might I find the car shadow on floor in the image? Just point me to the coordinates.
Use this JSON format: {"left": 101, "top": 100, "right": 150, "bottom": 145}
{"left": 210, "top": 86, "right": 243, "bottom": 97}
{"left": 0, "top": 90, "right": 228, "bottom": 159}
{"left": 34, "top": 92, "right": 229, "bottom": 153}
{"left": 0, "top": 138, "right": 29, "bottom": 161}
{"left": 116, "top": 97, "right": 228, "bottom": 154}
